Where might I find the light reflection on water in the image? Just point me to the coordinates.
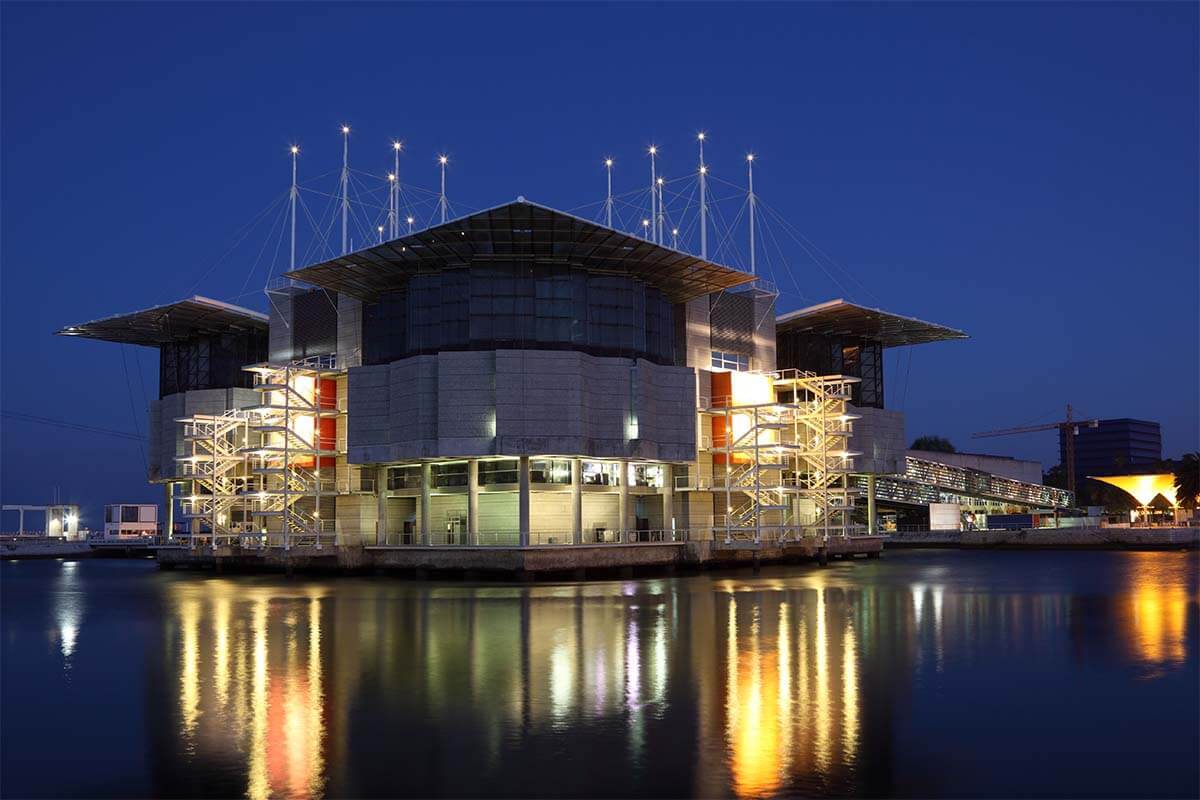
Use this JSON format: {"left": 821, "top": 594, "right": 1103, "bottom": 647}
{"left": 2, "top": 550, "right": 1197, "bottom": 798}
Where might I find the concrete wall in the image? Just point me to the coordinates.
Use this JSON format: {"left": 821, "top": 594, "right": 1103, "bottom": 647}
{"left": 347, "top": 349, "right": 697, "bottom": 463}
{"left": 848, "top": 405, "right": 907, "bottom": 475}
{"left": 910, "top": 450, "right": 1043, "bottom": 484}
{"left": 148, "top": 388, "right": 259, "bottom": 482}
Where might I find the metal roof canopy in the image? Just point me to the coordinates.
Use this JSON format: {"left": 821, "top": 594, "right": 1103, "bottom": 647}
{"left": 57, "top": 295, "right": 268, "bottom": 347}
{"left": 775, "top": 298, "right": 967, "bottom": 347}
{"left": 283, "top": 199, "right": 757, "bottom": 304}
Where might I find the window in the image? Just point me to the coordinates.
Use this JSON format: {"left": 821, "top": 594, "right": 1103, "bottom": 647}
{"left": 431, "top": 462, "right": 468, "bottom": 488}
{"left": 531, "top": 459, "right": 571, "bottom": 484}
{"left": 478, "top": 459, "right": 519, "bottom": 485}
{"left": 630, "top": 463, "right": 664, "bottom": 488}
{"left": 711, "top": 351, "right": 749, "bottom": 371}
{"left": 386, "top": 466, "right": 421, "bottom": 491}
{"left": 582, "top": 461, "right": 621, "bottom": 486}
{"left": 105, "top": 506, "right": 115, "bottom": 523}
{"left": 121, "top": 506, "right": 140, "bottom": 523}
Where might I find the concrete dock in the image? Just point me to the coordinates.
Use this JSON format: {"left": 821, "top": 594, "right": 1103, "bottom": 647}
{"left": 156, "top": 535, "right": 887, "bottom": 578}
{"left": 885, "top": 527, "right": 1199, "bottom": 550}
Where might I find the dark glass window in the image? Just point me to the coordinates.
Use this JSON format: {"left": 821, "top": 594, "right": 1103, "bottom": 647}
{"left": 386, "top": 465, "right": 421, "bottom": 491}
{"left": 431, "top": 462, "right": 467, "bottom": 488}
{"left": 478, "top": 459, "right": 519, "bottom": 485}
{"left": 360, "top": 263, "right": 676, "bottom": 366}
{"left": 121, "top": 506, "right": 140, "bottom": 523}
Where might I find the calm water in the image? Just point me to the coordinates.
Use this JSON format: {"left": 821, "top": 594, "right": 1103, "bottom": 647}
{"left": 2, "top": 550, "right": 1197, "bottom": 799}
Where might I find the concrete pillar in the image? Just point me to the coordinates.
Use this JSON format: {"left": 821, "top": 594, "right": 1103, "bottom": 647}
{"left": 518, "top": 456, "right": 531, "bottom": 547}
{"left": 376, "top": 477, "right": 387, "bottom": 545}
{"left": 165, "top": 483, "right": 175, "bottom": 541}
{"left": 467, "top": 459, "right": 479, "bottom": 545}
{"left": 662, "top": 464, "right": 674, "bottom": 537}
{"left": 866, "top": 474, "right": 877, "bottom": 535}
{"left": 618, "top": 460, "right": 630, "bottom": 541}
{"left": 420, "top": 462, "right": 432, "bottom": 546}
{"left": 571, "top": 458, "right": 583, "bottom": 545}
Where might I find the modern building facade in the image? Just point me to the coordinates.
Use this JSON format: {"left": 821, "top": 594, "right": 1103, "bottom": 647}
{"left": 60, "top": 200, "right": 860, "bottom": 549}
{"left": 1065, "top": 418, "right": 1163, "bottom": 489}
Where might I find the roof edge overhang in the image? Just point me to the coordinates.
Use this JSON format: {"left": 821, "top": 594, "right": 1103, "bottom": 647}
{"left": 775, "top": 298, "right": 968, "bottom": 348}
{"left": 282, "top": 198, "right": 756, "bottom": 304}
{"left": 57, "top": 295, "right": 268, "bottom": 347}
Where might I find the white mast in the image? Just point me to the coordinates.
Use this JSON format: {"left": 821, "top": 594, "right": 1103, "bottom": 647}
{"left": 407, "top": 215, "right": 414, "bottom": 234}
{"left": 604, "top": 158, "right": 614, "bottom": 228}
{"left": 747, "top": 153, "right": 756, "bottom": 275}
{"left": 438, "top": 155, "right": 449, "bottom": 224}
{"left": 656, "top": 177, "right": 665, "bottom": 245}
{"left": 648, "top": 146, "right": 657, "bottom": 243}
{"left": 387, "top": 172, "right": 396, "bottom": 240}
{"left": 340, "top": 125, "right": 350, "bottom": 254}
{"left": 377, "top": 225, "right": 384, "bottom": 244}
{"left": 698, "top": 132, "right": 707, "bottom": 258}
{"left": 390, "top": 140, "right": 401, "bottom": 239}
{"left": 289, "top": 145, "right": 299, "bottom": 275}
{"left": 672, "top": 227, "right": 679, "bottom": 249}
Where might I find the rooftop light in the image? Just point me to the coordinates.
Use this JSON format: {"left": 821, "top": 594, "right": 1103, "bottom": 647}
{"left": 341, "top": 125, "right": 350, "bottom": 134}
{"left": 290, "top": 145, "right": 299, "bottom": 155}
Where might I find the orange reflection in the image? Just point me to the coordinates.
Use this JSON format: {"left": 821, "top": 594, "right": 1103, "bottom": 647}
{"left": 1124, "top": 553, "right": 1192, "bottom": 670}
{"left": 171, "top": 584, "right": 326, "bottom": 800}
{"left": 724, "top": 585, "right": 861, "bottom": 799}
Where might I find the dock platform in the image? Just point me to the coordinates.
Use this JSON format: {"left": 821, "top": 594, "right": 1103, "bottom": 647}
{"left": 156, "top": 535, "right": 887, "bottom": 578}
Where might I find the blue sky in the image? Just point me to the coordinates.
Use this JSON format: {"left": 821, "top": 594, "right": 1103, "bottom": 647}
{"left": 2, "top": 2, "right": 1196, "bottom": 523}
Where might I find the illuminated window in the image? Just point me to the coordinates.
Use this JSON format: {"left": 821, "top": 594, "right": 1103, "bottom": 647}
{"left": 711, "top": 351, "right": 749, "bottom": 371}
{"left": 478, "top": 459, "right": 519, "bottom": 485}
{"left": 531, "top": 459, "right": 572, "bottom": 484}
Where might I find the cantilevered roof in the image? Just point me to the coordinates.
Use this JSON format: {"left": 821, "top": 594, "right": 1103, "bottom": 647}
{"left": 775, "top": 299, "right": 967, "bottom": 347}
{"left": 283, "top": 199, "right": 757, "bottom": 304}
{"left": 56, "top": 295, "right": 268, "bottom": 347}
{"left": 1090, "top": 474, "right": 1179, "bottom": 507}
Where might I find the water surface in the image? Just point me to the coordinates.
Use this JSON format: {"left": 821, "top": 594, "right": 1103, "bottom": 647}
{"left": 2, "top": 550, "right": 1197, "bottom": 798}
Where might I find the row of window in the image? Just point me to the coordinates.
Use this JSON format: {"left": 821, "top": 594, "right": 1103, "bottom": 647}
{"left": 363, "top": 264, "right": 677, "bottom": 366}
{"left": 385, "top": 461, "right": 666, "bottom": 490}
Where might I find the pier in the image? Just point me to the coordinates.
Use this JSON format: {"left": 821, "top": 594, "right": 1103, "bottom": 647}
{"left": 156, "top": 533, "right": 887, "bottom": 577}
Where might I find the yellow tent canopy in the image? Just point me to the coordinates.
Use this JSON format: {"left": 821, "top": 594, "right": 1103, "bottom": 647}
{"left": 1090, "top": 474, "right": 1179, "bottom": 507}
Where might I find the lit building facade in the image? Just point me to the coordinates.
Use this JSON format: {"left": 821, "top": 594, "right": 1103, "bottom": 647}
{"left": 61, "top": 200, "right": 862, "bottom": 548}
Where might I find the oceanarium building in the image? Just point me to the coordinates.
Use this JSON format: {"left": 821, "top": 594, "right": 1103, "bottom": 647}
{"left": 60, "top": 199, "right": 1069, "bottom": 549}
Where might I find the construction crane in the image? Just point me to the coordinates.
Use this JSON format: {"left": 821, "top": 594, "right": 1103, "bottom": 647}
{"left": 972, "top": 404, "right": 1099, "bottom": 498}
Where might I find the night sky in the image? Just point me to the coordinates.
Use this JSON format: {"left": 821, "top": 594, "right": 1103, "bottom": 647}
{"left": 2, "top": 3, "right": 1196, "bottom": 525}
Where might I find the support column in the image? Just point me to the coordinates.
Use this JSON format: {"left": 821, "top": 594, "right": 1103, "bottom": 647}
{"left": 420, "top": 462, "right": 432, "bottom": 546}
{"left": 571, "top": 458, "right": 583, "bottom": 545}
{"left": 467, "top": 459, "right": 479, "bottom": 545}
{"left": 618, "top": 460, "right": 629, "bottom": 542}
{"left": 518, "top": 456, "right": 530, "bottom": 547}
{"left": 866, "top": 474, "right": 877, "bottom": 535}
{"left": 376, "top": 476, "right": 387, "bottom": 545}
{"left": 662, "top": 464, "right": 674, "bottom": 538}
{"left": 165, "top": 483, "right": 175, "bottom": 541}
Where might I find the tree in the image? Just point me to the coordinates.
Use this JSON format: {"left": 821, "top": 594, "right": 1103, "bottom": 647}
{"left": 1175, "top": 452, "right": 1199, "bottom": 510}
{"left": 1043, "top": 463, "right": 1068, "bottom": 490}
{"left": 911, "top": 435, "right": 956, "bottom": 453}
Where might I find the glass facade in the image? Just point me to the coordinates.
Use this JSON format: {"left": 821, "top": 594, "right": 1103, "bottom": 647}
{"left": 776, "top": 331, "right": 884, "bottom": 409}
{"left": 362, "top": 264, "right": 676, "bottom": 366}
